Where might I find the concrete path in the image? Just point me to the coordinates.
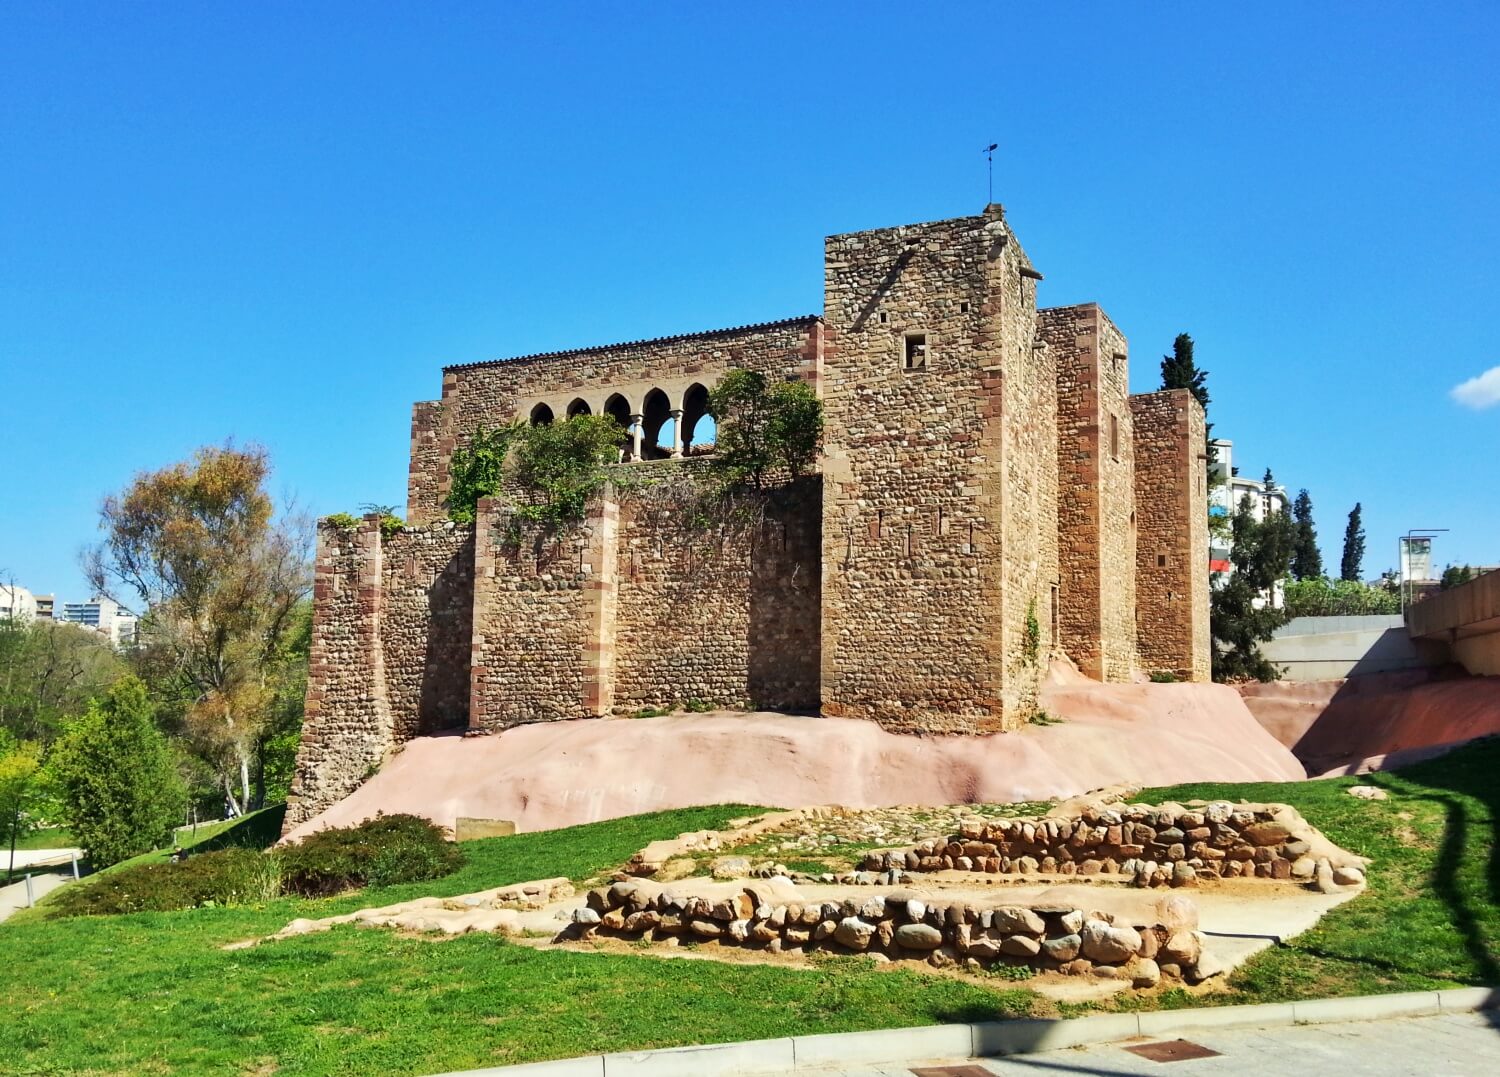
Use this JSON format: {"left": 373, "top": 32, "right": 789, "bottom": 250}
{"left": 0, "top": 870, "right": 73, "bottom": 922}
{"left": 3, "top": 847, "right": 82, "bottom": 872}
{"left": 802, "top": 1010, "right": 1500, "bottom": 1076}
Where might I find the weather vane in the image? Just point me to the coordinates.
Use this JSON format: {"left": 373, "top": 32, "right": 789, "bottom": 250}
{"left": 984, "top": 142, "right": 998, "bottom": 203}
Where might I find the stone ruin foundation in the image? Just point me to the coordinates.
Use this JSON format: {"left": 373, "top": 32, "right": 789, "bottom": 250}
{"left": 246, "top": 795, "right": 1368, "bottom": 998}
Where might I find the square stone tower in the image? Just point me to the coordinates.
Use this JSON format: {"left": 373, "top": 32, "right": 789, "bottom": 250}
{"left": 819, "top": 205, "right": 1058, "bottom": 733}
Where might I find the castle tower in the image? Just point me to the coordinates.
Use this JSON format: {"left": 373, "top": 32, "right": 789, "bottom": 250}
{"left": 818, "top": 206, "right": 1058, "bottom": 732}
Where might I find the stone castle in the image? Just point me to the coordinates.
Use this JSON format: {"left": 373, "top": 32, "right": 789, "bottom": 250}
{"left": 287, "top": 204, "right": 1209, "bottom": 829}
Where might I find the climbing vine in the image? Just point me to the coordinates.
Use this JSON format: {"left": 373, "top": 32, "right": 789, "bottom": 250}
{"left": 1023, "top": 597, "right": 1041, "bottom": 666}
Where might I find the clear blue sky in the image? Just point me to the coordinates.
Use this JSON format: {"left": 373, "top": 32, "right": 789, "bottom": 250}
{"left": 4, "top": 2, "right": 1497, "bottom": 604}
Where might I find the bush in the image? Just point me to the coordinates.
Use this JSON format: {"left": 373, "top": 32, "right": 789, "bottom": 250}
{"left": 1283, "top": 576, "right": 1399, "bottom": 617}
{"left": 279, "top": 813, "right": 461, "bottom": 897}
{"left": 52, "top": 847, "right": 281, "bottom": 917}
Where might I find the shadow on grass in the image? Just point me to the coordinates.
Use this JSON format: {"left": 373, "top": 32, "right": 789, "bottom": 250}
{"left": 1367, "top": 738, "right": 1500, "bottom": 987}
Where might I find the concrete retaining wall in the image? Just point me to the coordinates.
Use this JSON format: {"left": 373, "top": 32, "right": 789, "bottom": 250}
{"left": 1261, "top": 615, "right": 1424, "bottom": 681}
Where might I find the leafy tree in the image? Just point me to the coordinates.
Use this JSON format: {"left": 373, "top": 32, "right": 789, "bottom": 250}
{"left": 0, "top": 618, "right": 124, "bottom": 743}
{"left": 1, "top": 738, "right": 44, "bottom": 880}
{"left": 51, "top": 676, "right": 186, "bottom": 866}
{"left": 1440, "top": 564, "right": 1476, "bottom": 590}
{"left": 445, "top": 421, "right": 525, "bottom": 524}
{"left": 1290, "top": 489, "right": 1323, "bottom": 581}
{"left": 708, "top": 370, "right": 823, "bottom": 490}
{"left": 85, "top": 444, "right": 311, "bottom": 816}
{"left": 510, "top": 415, "right": 625, "bottom": 526}
{"left": 1210, "top": 494, "right": 1292, "bottom": 681}
{"left": 1340, "top": 503, "right": 1366, "bottom": 582}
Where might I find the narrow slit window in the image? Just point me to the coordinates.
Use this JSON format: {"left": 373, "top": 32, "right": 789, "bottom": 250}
{"left": 1157, "top": 553, "right": 1167, "bottom": 568}
{"left": 904, "top": 332, "right": 928, "bottom": 371}
{"left": 1109, "top": 412, "right": 1120, "bottom": 460}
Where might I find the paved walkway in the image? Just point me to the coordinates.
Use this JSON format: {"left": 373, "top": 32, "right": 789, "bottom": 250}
{"left": 803, "top": 1011, "right": 1500, "bottom": 1076}
{"left": 3, "top": 847, "right": 82, "bottom": 872}
{"left": 0, "top": 870, "right": 73, "bottom": 922}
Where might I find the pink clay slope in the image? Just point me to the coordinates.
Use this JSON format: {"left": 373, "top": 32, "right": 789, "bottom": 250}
{"left": 283, "top": 666, "right": 1305, "bottom": 841}
{"left": 1239, "top": 672, "right": 1500, "bottom": 776}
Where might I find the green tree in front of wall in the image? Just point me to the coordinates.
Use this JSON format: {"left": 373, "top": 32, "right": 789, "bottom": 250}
{"left": 509, "top": 414, "right": 625, "bottom": 527}
{"left": 1210, "top": 494, "right": 1292, "bottom": 682}
{"left": 1440, "top": 564, "right": 1476, "bottom": 591}
{"left": 444, "top": 421, "right": 526, "bottom": 524}
{"left": 50, "top": 676, "right": 186, "bottom": 867}
{"left": 708, "top": 370, "right": 823, "bottom": 491}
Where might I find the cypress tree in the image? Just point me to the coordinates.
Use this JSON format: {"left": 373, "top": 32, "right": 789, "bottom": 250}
{"left": 1291, "top": 489, "right": 1322, "bottom": 580}
{"left": 1340, "top": 503, "right": 1366, "bottom": 582}
{"left": 1160, "top": 332, "right": 1213, "bottom": 452}
{"left": 1160, "top": 333, "right": 1209, "bottom": 410}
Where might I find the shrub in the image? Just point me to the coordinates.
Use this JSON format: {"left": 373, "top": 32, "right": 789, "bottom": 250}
{"left": 52, "top": 847, "right": 281, "bottom": 917}
{"left": 279, "top": 813, "right": 461, "bottom": 897}
{"left": 445, "top": 422, "right": 526, "bottom": 524}
{"left": 1283, "top": 576, "right": 1399, "bottom": 617}
{"left": 323, "top": 512, "right": 360, "bottom": 529}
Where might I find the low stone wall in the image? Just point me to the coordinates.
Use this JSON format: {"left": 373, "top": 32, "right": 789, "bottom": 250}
{"left": 575, "top": 878, "right": 1217, "bottom": 987}
{"left": 861, "top": 800, "right": 1365, "bottom": 889}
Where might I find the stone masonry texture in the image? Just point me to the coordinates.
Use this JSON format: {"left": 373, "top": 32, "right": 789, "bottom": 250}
{"left": 286, "top": 205, "right": 1212, "bottom": 831}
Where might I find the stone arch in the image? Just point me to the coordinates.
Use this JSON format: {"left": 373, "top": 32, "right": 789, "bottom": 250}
{"left": 529, "top": 402, "right": 554, "bottom": 426}
{"left": 681, "top": 382, "right": 711, "bottom": 453}
{"left": 641, "top": 388, "right": 672, "bottom": 460}
{"left": 603, "top": 393, "right": 634, "bottom": 459}
{"left": 566, "top": 397, "right": 591, "bottom": 419}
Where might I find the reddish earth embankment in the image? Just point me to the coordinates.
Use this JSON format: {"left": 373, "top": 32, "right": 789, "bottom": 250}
{"left": 283, "top": 669, "right": 1303, "bottom": 841}
{"left": 1239, "top": 671, "right": 1500, "bottom": 776}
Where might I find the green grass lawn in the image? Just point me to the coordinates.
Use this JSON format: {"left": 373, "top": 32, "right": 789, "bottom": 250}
{"left": 8, "top": 827, "right": 77, "bottom": 852}
{"left": 1, "top": 742, "right": 1497, "bottom": 1076}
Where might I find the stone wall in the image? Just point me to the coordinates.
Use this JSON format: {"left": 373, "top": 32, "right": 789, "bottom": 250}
{"left": 468, "top": 500, "right": 598, "bottom": 728}
{"left": 820, "top": 205, "right": 1046, "bottom": 733}
{"left": 406, "top": 401, "right": 448, "bottom": 527}
{"left": 467, "top": 477, "right": 824, "bottom": 732}
{"left": 380, "top": 524, "right": 474, "bottom": 737}
{"left": 1131, "top": 390, "right": 1210, "bottom": 681}
{"left": 578, "top": 877, "right": 1217, "bottom": 986}
{"left": 613, "top": 472, "right": 821, "bottom": 712}
{"left": 286, "top": 517, "right": 392, "bottom": 829}
{"left": 862, "top": 799, "right": 1361, "bottom": 887}
{"left": 1044, "top": 304, "right": 1136, "bottom": 681}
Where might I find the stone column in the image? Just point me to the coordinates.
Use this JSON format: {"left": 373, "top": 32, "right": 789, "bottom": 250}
{"left": 668, "top": 409, "right": 683, "bottom": 458}
{"left": 629, "top": 414, "right": 643, "bottom": 461}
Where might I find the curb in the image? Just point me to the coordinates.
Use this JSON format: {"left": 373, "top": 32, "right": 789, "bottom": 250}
{"left": 424, "top": 986, "right": 1500, "bottom": 1076}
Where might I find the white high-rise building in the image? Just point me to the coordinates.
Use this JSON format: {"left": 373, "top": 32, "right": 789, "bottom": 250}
{"left": 59, "top": 596, "right": 138, "bottom": 647}
{"left": 0, "top": 584, "right": 39, "bottom": 621}
{"left": 1208, "top": 438, "right": 1289, "bottom": 608}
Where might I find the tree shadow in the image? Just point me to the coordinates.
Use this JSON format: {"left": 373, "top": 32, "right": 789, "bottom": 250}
{"left": 1364, "top": 739, "right": 1500, "bottom": 986}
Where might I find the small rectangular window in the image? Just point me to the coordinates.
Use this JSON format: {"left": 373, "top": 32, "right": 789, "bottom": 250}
{"left": 1157, "top": 553, "right": 1167, "bottom": 568}
{"left": 1109, "top": 413, "right": 1120, "bottom": 460}
{"left": 904, "top": 332, "right": 928, "bottom": 371}
{"left": 960, "top": 301, "right": 970, "bottom": 314}
{"left": 879, "top": 311, "right": 888, "bottom": 324}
